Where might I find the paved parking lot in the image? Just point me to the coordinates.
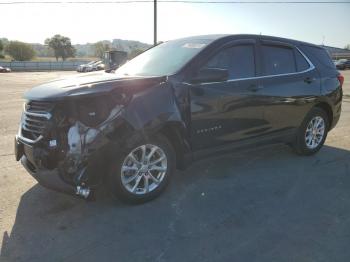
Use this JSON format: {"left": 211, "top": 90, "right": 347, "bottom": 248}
{"left": 1, "top": 71, "right": 350, "bottom": 262}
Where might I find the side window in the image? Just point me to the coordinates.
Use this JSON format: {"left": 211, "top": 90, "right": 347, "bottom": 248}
{"left": 295, "top": 49, "right": 310, "bottom": 71}
{"left": 262, "top": 45, "right": 296, "bottom": 75}
{"left": 206, "top": 48, "right": 231, "bottom": 70}
{"left": 231, "top": 45, "right": 255, "bottom": 79}
{"left": 302, "top": 45, "right": 335, "bottom": 69}
{"left": 204, "top": 45, "right": 255, "bottom": 79}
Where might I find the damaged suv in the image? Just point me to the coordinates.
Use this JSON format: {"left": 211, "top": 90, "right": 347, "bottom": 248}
{"left": 15, "top": 35, "right": 343, "bottom": 203}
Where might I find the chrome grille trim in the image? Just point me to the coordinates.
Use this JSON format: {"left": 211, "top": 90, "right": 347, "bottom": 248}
{"left": 22, "top": 125, "right": 42, "bottom": 134}
{"left": 16, "top": 134, "right": 43, "bottom": 145}
{"left": 18, "top": 101, "right": 54, "bottom": 144}
{"left": 24, "top": 111, "right": 52, "bottom": 120}
{"left": 25, "top": 101, "right": 54, "bottom": 112}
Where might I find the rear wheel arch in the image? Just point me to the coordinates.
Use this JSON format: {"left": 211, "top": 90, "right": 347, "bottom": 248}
{"left": 314, "top": 102, "right": 333, "bottom": 130}
{"left": 292, "top": 107, "right": 329, "bottom": 155}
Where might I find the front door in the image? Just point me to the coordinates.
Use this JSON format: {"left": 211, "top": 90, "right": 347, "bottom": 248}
{"left": 189, "top": 41, "right": 267, "bottom": 150}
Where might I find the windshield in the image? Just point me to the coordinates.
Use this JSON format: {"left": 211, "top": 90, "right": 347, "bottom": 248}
{"left": 115, "top": 38, "right": 212, "bottom": 77}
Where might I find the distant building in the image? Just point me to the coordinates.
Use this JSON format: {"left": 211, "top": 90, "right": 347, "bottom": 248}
{"left": 103, "top": 50, "right": 127, "bottom": 72}
{"left": 321, "top": 45, "right": 350, "bottom": 60}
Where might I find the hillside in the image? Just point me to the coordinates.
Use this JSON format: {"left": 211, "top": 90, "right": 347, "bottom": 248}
{"left": 0, "top": 37, "right": 151, "bottom": 58}
{"left": 75, "top": 39, "right": 150, "bottom": 57}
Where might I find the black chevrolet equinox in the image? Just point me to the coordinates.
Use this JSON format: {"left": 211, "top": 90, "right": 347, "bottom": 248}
{"left": 15, "top": 34, "right": 344, "bottom": 203}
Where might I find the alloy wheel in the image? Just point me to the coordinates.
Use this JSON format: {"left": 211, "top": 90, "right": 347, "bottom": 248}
{"left": 305, "top": 116, "right": 325, "bottom": 149}
{"left": 121, "top": 144, "right": 167, "bottom": 195}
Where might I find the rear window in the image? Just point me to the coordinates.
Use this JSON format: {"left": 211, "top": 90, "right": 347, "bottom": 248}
{"left": 302, "top": 45, "right": 335, "bottom": 69}
{"left": 262, "top": 45, "right": 296, "bottom": 75}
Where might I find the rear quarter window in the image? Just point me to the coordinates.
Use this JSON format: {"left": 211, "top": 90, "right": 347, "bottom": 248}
{"left": 301, "top": 45, "right": 335, "bottom": 69}
{"left": 295, "top": 49, "right": 310, "bottom": 71}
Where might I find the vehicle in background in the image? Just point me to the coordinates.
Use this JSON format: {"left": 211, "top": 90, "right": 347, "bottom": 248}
{"left": 0, "top": 66, "right": 11, "bottom": 73}
{"left": 76, "top": 61, "right": 98, "bottom": 72}
{"left": 15, "top": 34, "right": 343, "bottom": 204}
{"left": 104, "top": 50, "right": 128, "bottom": 72}
{"left": 335, "top": 59, "right": 350, "bottom": 70}
{"left": 85, "top": 61, "right": 105, "bottom": 72}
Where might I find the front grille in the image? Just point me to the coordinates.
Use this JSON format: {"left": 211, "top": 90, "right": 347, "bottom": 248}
{"left": 26, "top": 101, "right": 54, "bottom": 112}
{"left": 21, "top": 101, "right": 54, "bottom": 141}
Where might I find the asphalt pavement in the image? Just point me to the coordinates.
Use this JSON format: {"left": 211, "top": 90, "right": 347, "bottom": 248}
{"left": 1, "top": 71, "right": 350, "bottom": 262}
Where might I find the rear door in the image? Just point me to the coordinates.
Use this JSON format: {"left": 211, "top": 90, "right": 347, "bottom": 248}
{"left": 258, "top": 40, "right": 321, "bottom": 135}
{"left": 189, "top": 40, "right": 266, "bottom": 150}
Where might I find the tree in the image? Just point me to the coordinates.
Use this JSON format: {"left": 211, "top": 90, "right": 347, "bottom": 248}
{"left": 0, "top": 40, "right": 4, "bottom": 59}
{"left": 45, "top": 34, "right": 76, "bottom": 61}
{"left": 345, "top": 44, "right": 350, "bottom": 50}
{"left": 5, "top": 41, "right": 35, "bottom": 61}
{"left": 93, "top": 41, "right": 110, "bottom": 59}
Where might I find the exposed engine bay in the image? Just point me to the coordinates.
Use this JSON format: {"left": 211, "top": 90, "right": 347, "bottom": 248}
{"left": 19, "top": 93, "right": 126, "bottom": 199}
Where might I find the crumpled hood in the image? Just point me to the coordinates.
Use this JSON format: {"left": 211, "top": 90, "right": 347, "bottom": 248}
{"left": 24, "top": 72, "right": 167, "bottom": 101}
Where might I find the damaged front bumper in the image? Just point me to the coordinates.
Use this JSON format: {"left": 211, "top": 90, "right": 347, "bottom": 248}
{"left": 22, "top": 155, "right": 76, "bottom": 195}
{"left": 15, "top": 99, "right": 125, "bottom": 199}
{"left": 16, "top": 135, "right": 78, "bottom": 196}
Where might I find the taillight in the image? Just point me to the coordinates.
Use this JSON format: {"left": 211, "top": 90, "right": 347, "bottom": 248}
{"left": 337, "top": 74, "right": 344, "bottom": 87}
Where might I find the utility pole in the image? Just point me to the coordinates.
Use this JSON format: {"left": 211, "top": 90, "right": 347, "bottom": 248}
{"left": 154, "top": 0, "right": 157, "bottom": 46}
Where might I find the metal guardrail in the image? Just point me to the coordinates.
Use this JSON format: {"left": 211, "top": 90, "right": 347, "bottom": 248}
{"left": 0, "top": 60, "right": 92, "bottom": 71}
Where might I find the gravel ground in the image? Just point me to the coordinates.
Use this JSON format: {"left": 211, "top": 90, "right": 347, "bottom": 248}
{"left": 1, "top": 70, "right": 350, "bottom": 262}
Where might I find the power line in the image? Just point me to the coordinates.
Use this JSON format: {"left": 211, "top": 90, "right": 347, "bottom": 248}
{"left": 0, "top": 0, "right": 349, "bottom": 4}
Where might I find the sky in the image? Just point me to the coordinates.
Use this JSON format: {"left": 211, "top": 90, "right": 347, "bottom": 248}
{"left": 0, "top": 0, "right": 349, "bottom": 48}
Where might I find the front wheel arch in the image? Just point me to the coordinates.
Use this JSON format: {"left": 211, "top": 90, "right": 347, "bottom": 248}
{"left": 157, "top": 122, "right": 191, "bottom": 170}
{"left": 106, "top": 133, "right": 176, "bottom": 204}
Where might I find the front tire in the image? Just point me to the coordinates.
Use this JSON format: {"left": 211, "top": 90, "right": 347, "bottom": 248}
{"left": 292, "top": 107, "right": 329, "bottom": 155}
{"left": 107, "top": 134, "right": 175, "bottom": 204}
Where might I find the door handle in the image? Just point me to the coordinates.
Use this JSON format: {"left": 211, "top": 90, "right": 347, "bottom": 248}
{"left": 248, "top": 84, "right": 263, "bottom": 92}
{"left": 304, "top": 77, "right": 315, "bottom": 84}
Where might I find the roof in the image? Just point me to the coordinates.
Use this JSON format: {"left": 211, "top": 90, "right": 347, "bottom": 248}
{"left": 176, "top": 34, "right": 320, "bottom": 48}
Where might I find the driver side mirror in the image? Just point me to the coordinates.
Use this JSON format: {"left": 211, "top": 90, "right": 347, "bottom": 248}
{"left": 190, "top": 68, "right": 229, "bottom": 84}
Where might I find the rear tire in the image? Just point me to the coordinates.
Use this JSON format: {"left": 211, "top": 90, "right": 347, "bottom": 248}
{"left": 107, "top": 134, "right": 175, "bottom": 204}
{"left": 292, "top": 107, "right": 329, "bottom": 155}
